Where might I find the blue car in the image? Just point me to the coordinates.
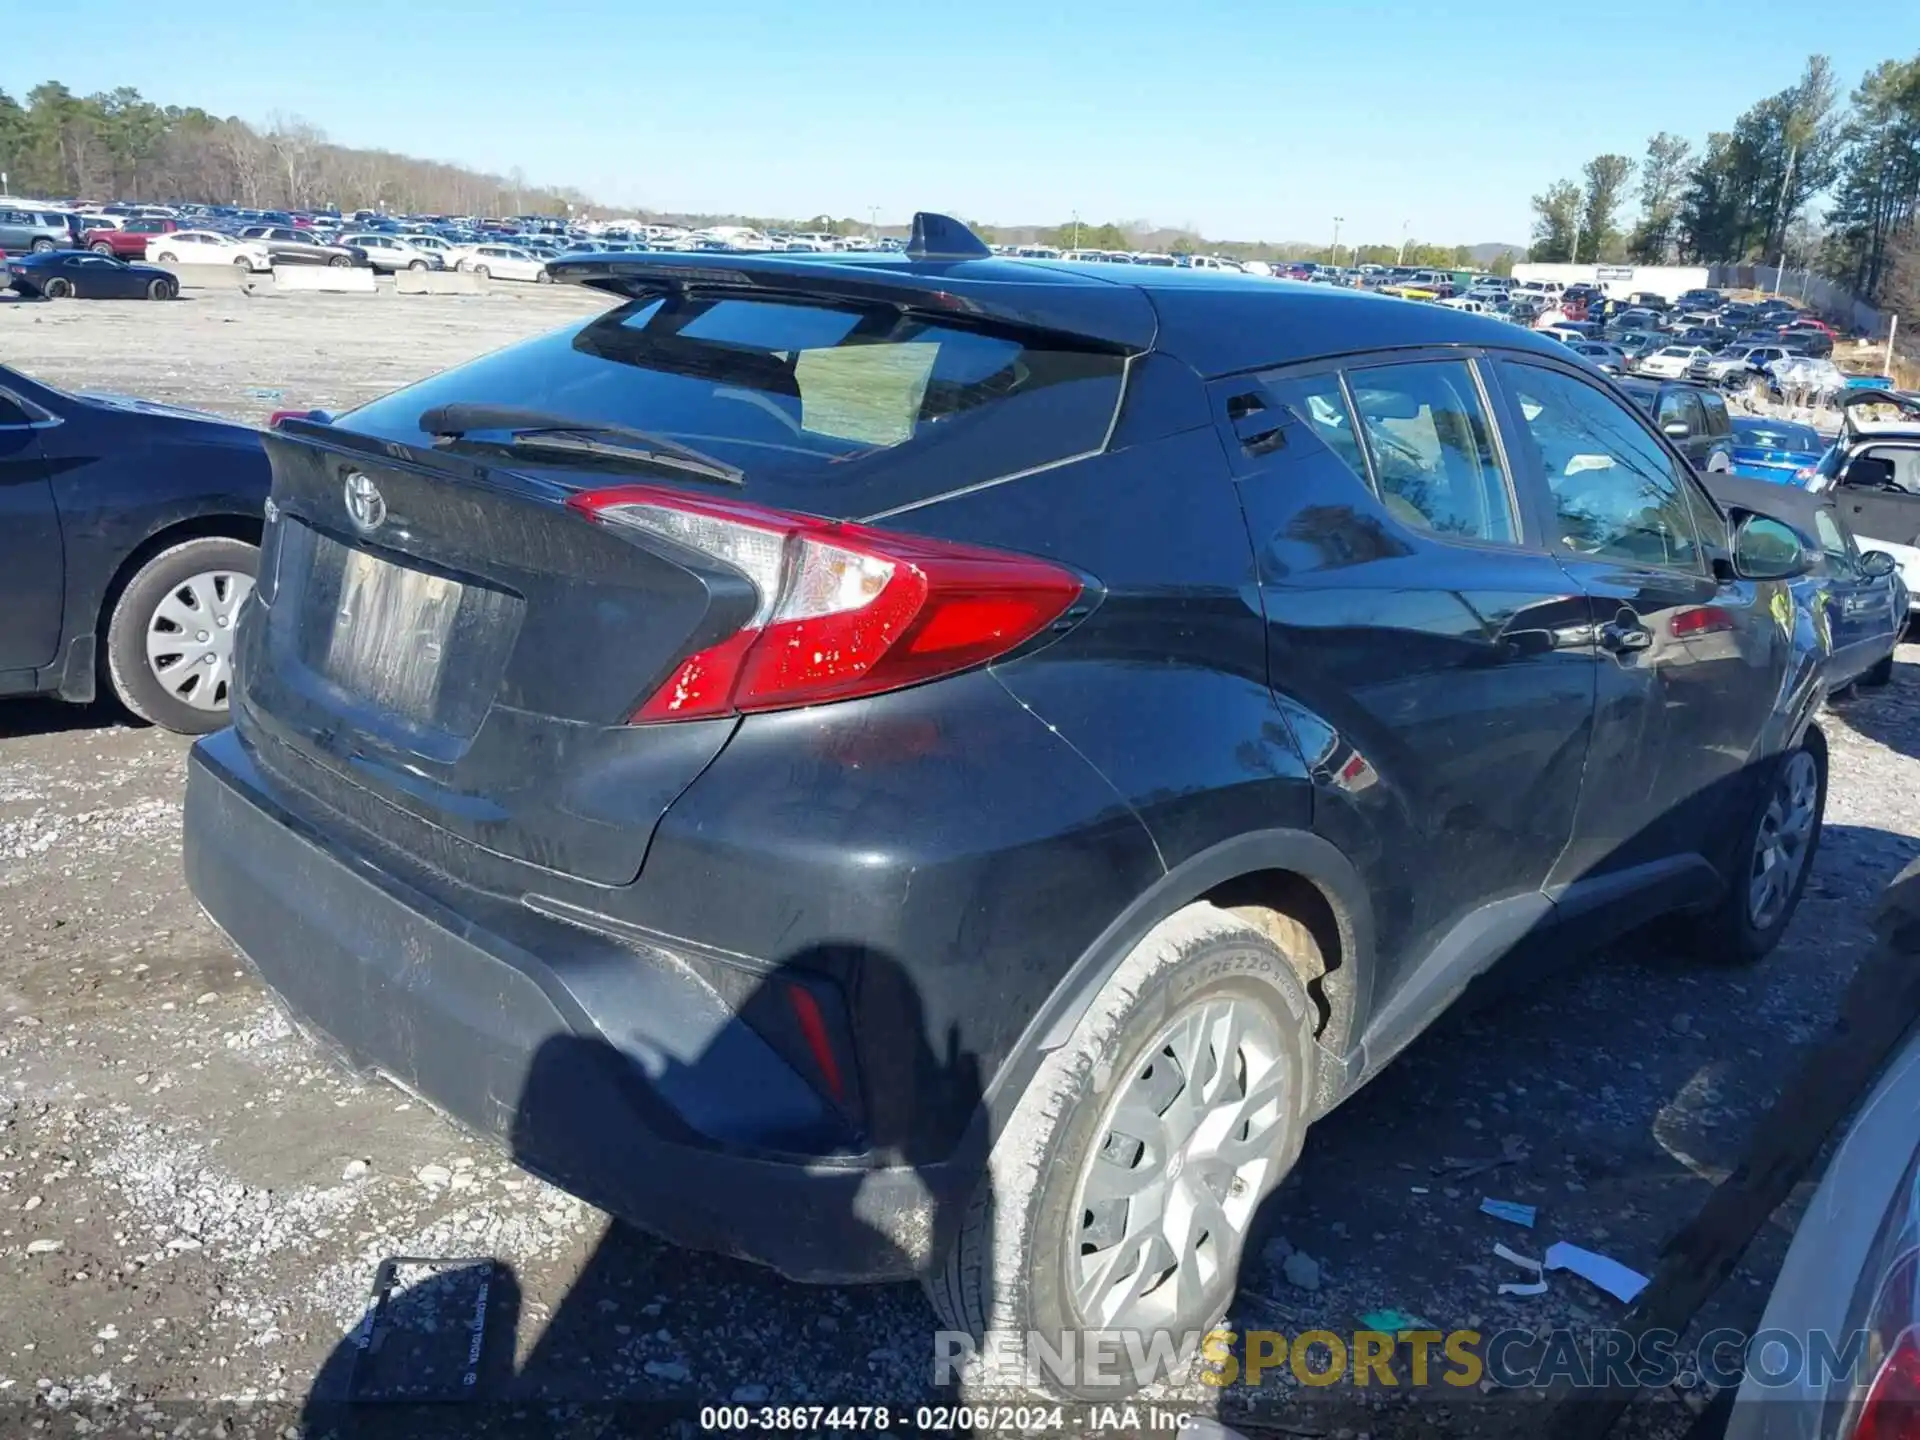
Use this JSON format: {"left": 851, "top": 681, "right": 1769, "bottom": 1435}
{"left": 1729, "top": 416, "right": 1825, "bottom": 482}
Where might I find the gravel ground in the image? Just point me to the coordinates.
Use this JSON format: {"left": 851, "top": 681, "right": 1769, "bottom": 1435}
{"left": 2, "top": 283, "right": 1917, "bottom": 1438}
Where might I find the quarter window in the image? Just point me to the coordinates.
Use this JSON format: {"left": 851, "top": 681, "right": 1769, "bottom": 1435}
{"left": 1260, "top": 373, "right": 1369, "bottom": 483}
{"left": 1346, "top": 360, "right": 1515, "bottom": 542}
{"left": 1500, "top": 362, "right": 1703, "bottom": 569}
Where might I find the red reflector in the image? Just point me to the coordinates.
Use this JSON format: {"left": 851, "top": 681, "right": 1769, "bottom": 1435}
{"left": 785, "top": 983, "right": 845, "bottom": 1102}
{"left": 1672, "top": 605, "right": 1736, "bottom": 638}
{"left": 1854, "top": 1327, "right": 1920, "bottom": 1440}
{"left": 569, "top": 484, "right": 1084, "bottom": 721}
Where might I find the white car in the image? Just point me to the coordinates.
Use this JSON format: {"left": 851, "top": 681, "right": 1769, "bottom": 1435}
{"left": 1636, "top": 345, "right": 1712, "bottom": 379}
{"left": 146, "top": 230, "right": 272, "bottom": 272}
{"left": 393, "top": 233, "right": 464, "bottom": 265}
{"left": 1439, "top": 297, "right": 1489, "bottom": 314}
{"left": 335, "top": 233, "right": 441, "bottom": 273}
{"left": 456, "top": 244, "right": 551, "bottom": 284}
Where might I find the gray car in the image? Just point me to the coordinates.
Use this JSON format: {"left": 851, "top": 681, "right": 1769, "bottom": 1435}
{"left": 236, "top": 225, "right": 363, "bottom": 268}
{"left": 0, "top": 206, "right": 74, "bottom": 254}
{"left": 1725, "top": 1004, "right": 1920, "bottom": 1438}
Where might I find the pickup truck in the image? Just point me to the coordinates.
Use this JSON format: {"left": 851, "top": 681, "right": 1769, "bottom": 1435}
{"left": 80, "top": 217, "right": 179, "bottom": 260}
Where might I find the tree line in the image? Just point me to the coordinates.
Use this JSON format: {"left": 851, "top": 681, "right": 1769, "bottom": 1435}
{"left": 1529, "top": 51, "right": 1920, "bottom": 310}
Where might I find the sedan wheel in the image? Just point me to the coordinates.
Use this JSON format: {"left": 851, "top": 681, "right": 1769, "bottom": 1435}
{"left": 1748, "top": 749, "right": 1820, "bottom": 932}
{"left": 43, "top": 278, "right": 72, "bottom": 299}
{"left": 473, "top": 264, "right": 490, "bottom": 279}
{"left": 105, "top": 537, "right": 260, "bottom": 734}
{"left": 328, "top": 254, "right": 349, "bottom": 267}
{"left": 147, "top": 277, "right": 176, "bottom": 301}
{"left": 232, "top": 255, "right": 253, "bottom": 269}
{"left": 535, "top": 269, "right": 552, "bottom": 284}
{"left": 408, "top": 259, "right": 428, "bottom": 272}
{"left": 155, "top": 251, "right": 177, "bottom": 264}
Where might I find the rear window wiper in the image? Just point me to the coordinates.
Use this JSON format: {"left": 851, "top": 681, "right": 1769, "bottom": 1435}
{"left": 418, "top": 402, "right": 744, "bottom": 484}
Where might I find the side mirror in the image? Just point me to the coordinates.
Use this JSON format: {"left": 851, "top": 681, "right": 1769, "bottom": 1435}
{"left": 1860, "top": 549, "right": 1898, "bottom": 580}
{"left": 1662, "top": 421, "right": 1690, "bottom": 437}
{"left": 1731, "top": 511, "right": 1812, "bottom": 581}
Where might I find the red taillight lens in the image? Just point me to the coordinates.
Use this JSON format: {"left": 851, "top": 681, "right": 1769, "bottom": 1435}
{"left": 567, "top": 484, "right": 1084, "bottom": 722}
{"left": 268, "top": 409, "right": 329, "bottom": 429}
{"left": 1855, "top": 1325, "right": 1920, "bottom": 1440}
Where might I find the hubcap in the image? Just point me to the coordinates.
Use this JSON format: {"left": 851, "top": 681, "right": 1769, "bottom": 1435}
{"left": 1068, "top": 997, "right": 1287, "bottom": 1331}
{"left": 1748, "top": 750, "right": 1819, "bottom": 930}
{"left": 146, "top": 570, "right": 253, "bottom": 711}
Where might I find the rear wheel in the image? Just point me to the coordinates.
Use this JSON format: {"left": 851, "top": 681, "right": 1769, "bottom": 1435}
{"left": 926, "top": 903, "right": 1318, "bottom": 1399}
{"left": 154, "top": 251, "right": 178, "bottom": 264}
{"left": 90, "top": 241, "right": 116, "bottom": 256}
{"left": 1682, "top": 728, "right": 1826, "bottom": 966}
{"left": 29, "top": 237, "right": 54, "bottom": 253}
{"left": 42, "top": 277, "right": 72, "bottom": 299}
{"left": 473, "top": 264, "right": 490, "bottom": 279}
{"left": 147, "top": 277, "right": 176, "bottom": 301}
{"left": 104, "top": 537, "right": 259, "bottom": 734}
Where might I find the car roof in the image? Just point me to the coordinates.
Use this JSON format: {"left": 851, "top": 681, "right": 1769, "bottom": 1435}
{"left": 546, "top": 250, "right": 1567, "bottom": 377}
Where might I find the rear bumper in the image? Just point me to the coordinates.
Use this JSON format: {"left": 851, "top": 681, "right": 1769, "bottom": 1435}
{"left": 183, "top": 728, "right": 971, "bottom": 1283}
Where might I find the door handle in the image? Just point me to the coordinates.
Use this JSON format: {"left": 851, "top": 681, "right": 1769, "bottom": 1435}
{"left": 1598, "top": 620, "right": 1653, "bottom": 653}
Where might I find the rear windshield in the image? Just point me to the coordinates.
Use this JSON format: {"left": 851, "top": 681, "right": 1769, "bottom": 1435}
{"left": 340, "top": 292, "right": 1127, "bottom": 515}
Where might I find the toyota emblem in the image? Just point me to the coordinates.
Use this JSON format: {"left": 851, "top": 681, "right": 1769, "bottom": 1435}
{"left": 343, "top": 471, "right": 386, "bottom": 533}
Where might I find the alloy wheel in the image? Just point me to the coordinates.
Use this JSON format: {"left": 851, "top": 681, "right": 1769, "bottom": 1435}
{"left": 1748, "top": 749, "right": 1819, "bottom": 930}
{"left": 1068, "top": 996, "right": 1288, "bottom": 1331}
{"left": 146, "top": 570, "right": 253, "bottom": 712}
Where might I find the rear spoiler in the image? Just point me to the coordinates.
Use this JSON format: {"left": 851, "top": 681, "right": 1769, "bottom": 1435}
{"left": 545, "top": 214, "right": 1158, "bottom": 354}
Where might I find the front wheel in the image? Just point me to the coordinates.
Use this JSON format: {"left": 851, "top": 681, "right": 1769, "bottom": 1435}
{"left": 926, "top": 903, "right": 1319, "bottom": 1400}
{"left": 232, "top": 254, "right": 253, "bottom": 269}
{"left": 90, "top": 241, "right": 116, "bottom": 256}
{"left": 29, "top": 237, "right": 54, "bottom": 253}
{"left": 104, "top": 536, "right": 260, "bottom": 734}
{"left": 154, "top": 251, "right": 178, "bottom": 264}
{"left": 328, "top": 254, "right": 350, "bottom": 268}
{"left": 535, "top": 268, "right": 552, "bottom": 284}
{"left": 408, "top": 258, "right": 428, "bottom": 272}
{"left": 1682, "top": 728, "right": 1827, "bottom": 965}
{"left": 147, "top": 277, "right": 176, "bottom": 301}
{"left": 472, "top": 264, "right": 490, "bottom": 279}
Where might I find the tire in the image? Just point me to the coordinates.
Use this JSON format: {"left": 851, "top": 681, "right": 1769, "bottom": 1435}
{"left": 29, "top": 237, "right": 54, "bottom": 253}
{"left": 926, "top": 903, "right": 1319, "bottom": 1400}
{"left": 473, "top": 264, "right": 490, "bottom": 280}
{"left": 232, "top": 255, "right": 253, "bottom": 269}
{"left": 43, "top": 278, "right": 72, "bottom": 299}
{"left": 147, "top": 277, "right": 176, "bottom": 301}
{"left": 1706, "top": 451, "right": 1731, "bottom": 473}
{"left": 328, "top": 254, "right": 349, "bottom": 268}
{"left": 155, "top": 251, "right": 177, "bottom": 264}
{"left": 1682, "top": 726, "right": 1827, "bottom": 966}
{"left": 90, "top": 241, "right": 116, "bottom": 256}
{"left": 408, "top": 258, "right": 428, "bottom": 272}
{"left": 104, "top": 537, "right": 259, "bottom": 735}
{"left": 1861, "top": 651, "right": 1896, "bottom": 687}
{"left": 535, "top": 269, "right": 552, "bottom": 284}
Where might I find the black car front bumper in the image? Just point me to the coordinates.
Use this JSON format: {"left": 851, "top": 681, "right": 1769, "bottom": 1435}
{"left": 183, "top": 728, "right": 967, "bottom": 1283}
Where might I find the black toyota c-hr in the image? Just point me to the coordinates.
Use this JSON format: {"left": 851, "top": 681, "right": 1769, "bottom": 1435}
{"left": 184, "top": 215, "right": 1829, "bottom": 1397}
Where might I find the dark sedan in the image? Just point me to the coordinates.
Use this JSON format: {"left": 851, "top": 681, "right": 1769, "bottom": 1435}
{"left": 0, "top": 363, "right": 269, "bottom": 731}
{"left": 6, "top": 250, "right": 178, "bottom": 301}
{"left": 1728, "top": 417, "right": 1825, "bottom": 483}
{"left": 237, "top": 225, "right": 367, "bottom": 268}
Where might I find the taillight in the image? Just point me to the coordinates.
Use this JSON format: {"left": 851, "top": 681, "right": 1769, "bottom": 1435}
{"left": 567, "top": 484, "right": 1085, "bottom": 721}
{"left": 1671, "top": 605, "right": 1737, "bottom": 638}
{"left": 1854, "top": 1321, "right": 1920, "bottom": 1440}
{"left": 268, "top": 408, "right": 331, "bottom": 428}
{"left": 1838, "top": 1159, "right": 1920, "bottom": 1439}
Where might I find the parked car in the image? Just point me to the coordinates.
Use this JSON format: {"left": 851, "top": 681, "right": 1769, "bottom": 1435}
{"left": 1691, "top": 344, "right": 1793, "bottom": 384}
{"left": 334, "top": 233, "right": 442, "bottom": 272}
{"left": 83, "top": 215, "right": 179, "bottom": 258}
{"left": 1676, "top": 287, "right": 1722, "bottom": 309}
{"left": 182, "top": 221, "right": 1830, "bottom": 1398}
{"left": 237, "top": 225, "right": 363, "bottom": 267}
{"left": 1568, "top": 340, "right": 1629, "bottom": 375}
{"left": 1724, "top": 1003, "right": 1920, "bottom": 1440}
{"left": 1616, "top": 376, "right": 1736, "bottom": 472}
{"left": 1728, "top": 418, "right": 1826, "bottom": 484}
{"left": 1625, "top": 290, "right": 1671, "bottom": 310}
{"left": 456, "top": 244, "right": 551, "bottom": 283}
{"left": 1803, "top": 390, "right": 1920, "bottom": 612}
{"left": 6, "top": 250, "right": 179, "bottom": 301}
{"left": 390, "top": 233, "right": 465, "bottom": 266}
{"left": 1638, "top": 345, "right": 1713, "bottom": 380}
{"left": 0, "top": 206, "right": 75, "bottom": 253}
{"left": 1704, "top": 470, "right": 1904, "bottom": 693}
{"left": 0, "top": 363, "right": 268, "bottom": 731}
{"left": 148, "top": 230, "right": 272, "bottom": 272}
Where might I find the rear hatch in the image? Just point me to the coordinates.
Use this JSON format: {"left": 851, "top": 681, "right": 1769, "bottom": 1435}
{"left": 238, "top": 277, "right": 1132, "bottom": 888}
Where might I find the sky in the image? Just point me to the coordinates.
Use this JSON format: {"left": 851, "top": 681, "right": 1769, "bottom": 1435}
{"left": 3, "top": 0, "right": 1906, "bottom": 245}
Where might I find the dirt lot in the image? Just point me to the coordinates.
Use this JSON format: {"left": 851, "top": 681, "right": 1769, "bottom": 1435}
{"left": 2, "top": 280, "right": 1918, "bottom": 1438}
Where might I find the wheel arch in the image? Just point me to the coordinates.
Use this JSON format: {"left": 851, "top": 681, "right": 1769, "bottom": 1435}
{"left": 984, "top": 828, "right": 1375, "bottom": 1135}
{"left": 95, "top": 513, "right": 263, "bottom": 653}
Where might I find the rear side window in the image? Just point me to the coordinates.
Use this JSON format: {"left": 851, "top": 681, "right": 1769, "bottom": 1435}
{"left": 1699, "top": 390, "right": 1731, "bottom": 437}
{"left": 1345, "top": 360, "right": 1514, "bottom": 542}
{"left": 340, "top": 292, "right": 1129, "bottom": 515}
{"left": 1262, "top": 373, "right": 1369, "bottom": 481}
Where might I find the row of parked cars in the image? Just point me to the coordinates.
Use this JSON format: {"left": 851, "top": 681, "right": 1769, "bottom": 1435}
{"left": 6, "top": 218, "right": 1919, "bottom": 1415}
